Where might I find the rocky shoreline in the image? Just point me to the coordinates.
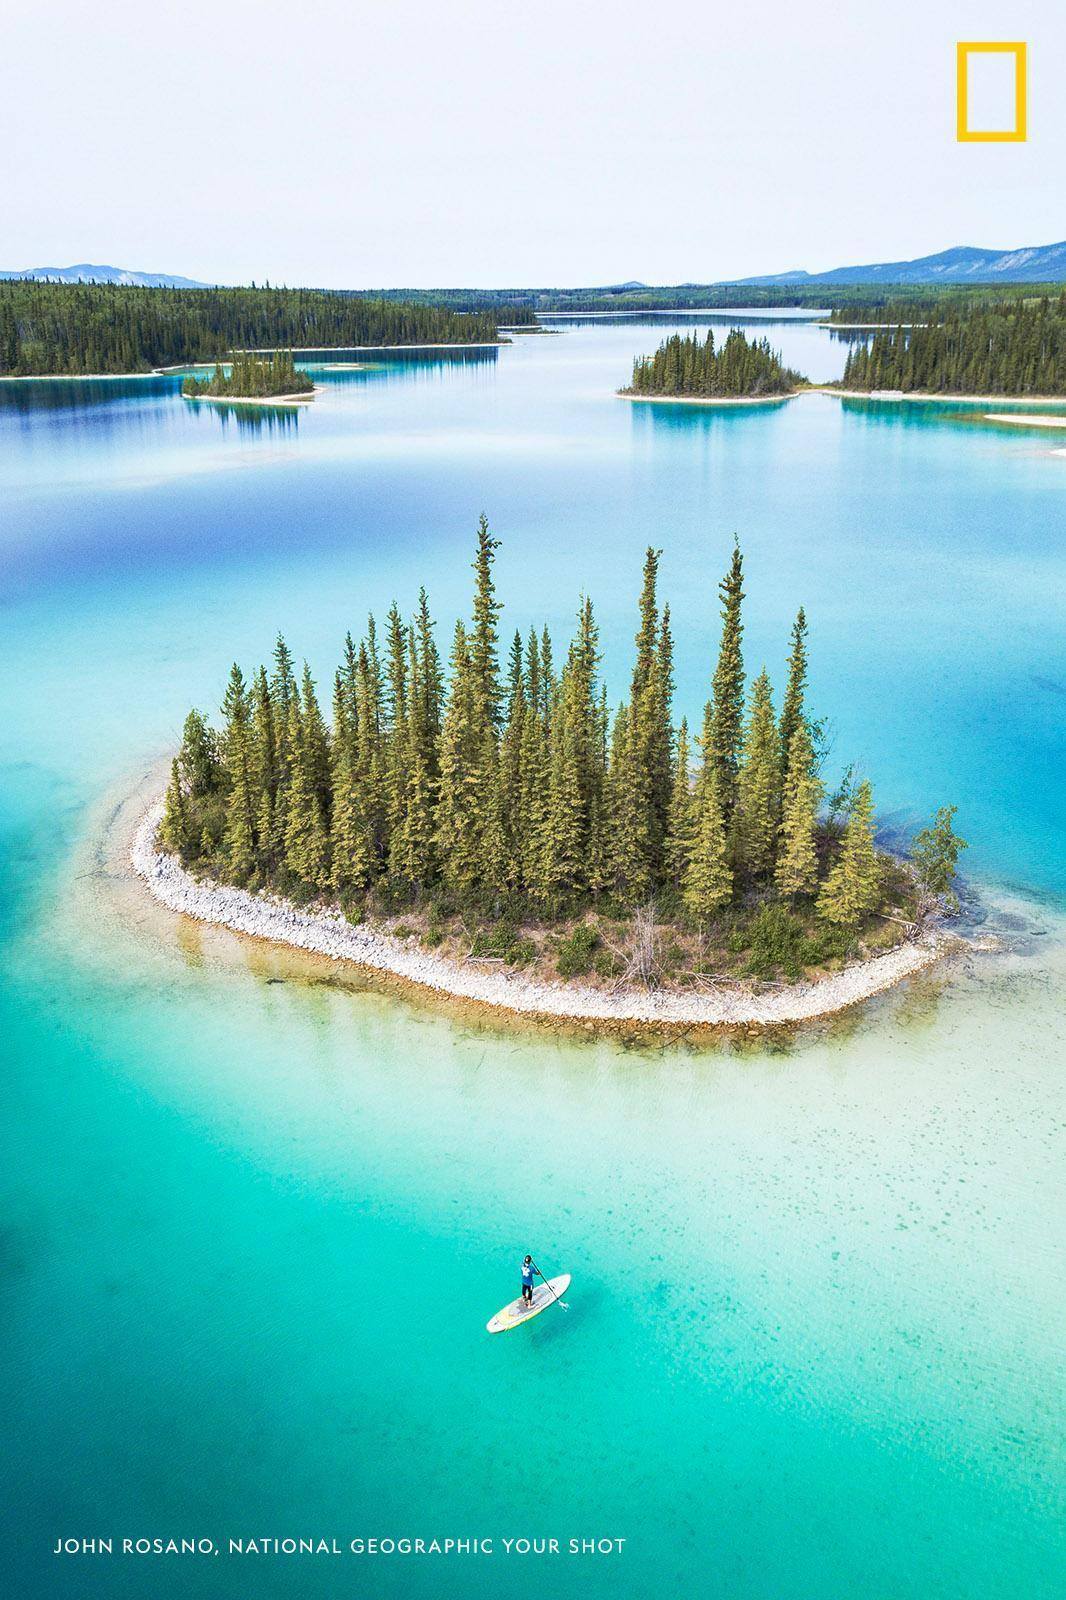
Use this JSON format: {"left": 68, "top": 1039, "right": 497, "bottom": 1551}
{"left": 130, "top": 800, "right": 951, "bottom": 1028}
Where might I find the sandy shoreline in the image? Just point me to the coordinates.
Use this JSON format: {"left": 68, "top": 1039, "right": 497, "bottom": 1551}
{"left": 130, "top": 799, "right": 950, "bottom": 1029}
{"left": 0, "top": 342, "right": 505, "bottom": 382}
{"left": 983, "top": 412, "right": 1066, "bottom": 428}
{"left": 620, "top": 391, "right": 799, "bottom": 407}
{"left": 182, "top": 386, "right": 320, "bottom": 407}
{"left": 829, "top": 388, "right": 1066, "bottom": 406}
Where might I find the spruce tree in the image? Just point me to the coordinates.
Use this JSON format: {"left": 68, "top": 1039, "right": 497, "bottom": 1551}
{"left": 665, "top": 719, "right": 696, "bottom": 886}
{"left": 735, "top": 668, "right": 780, "bottom": 878}
{"left": 413, "top": 588, "right": 443, "bottom": 778}
{"left": 705, "top": 540, "right": 745, "bottom": 820}
{"left": 160, "top": 759, "right": 192, "bottom": 856}
{"left": 684, "top": 761, "right": 732, "bottom": 918}
{"left": 778, "top": 608, "right": 808, "bottom": 783}
{"left": 221, "top": 665, "right": 257, "bottom": 883}
{"left": 608, "top": 701, "right": 652, "bottom": 902}
{"left": 470, "top": 514, "right": 502, "bottom": 729}
{"left": 776, "top": 722, "right": 822, "bottom": 899}
{"left": 271, "top": 635, "right": 297, "bottom": 764}
{"left": 330, "top": 737, "right": 373, "bottom": 894}
{"left": 817, "top": 779, "right": 880, "bottom": 927}
{"left": 384, "top": 603, "right": 409, "bottom": 863}
{"left": 499, "top": 631, "right": 528, "bottom": 886}
{"left": 539, "top": 700, "right": 585, "bottom": 899}
{"left": 299, "top": 663, "right": 332, "bottom": 816}
{"left": 283, "top": 694, "right": 330, "bottom": 891}
{"left": 434, "top": 622, "right": 480, "bottom": 895}
{"left": 395, "top": 630, "right": 436, "bottom": 887}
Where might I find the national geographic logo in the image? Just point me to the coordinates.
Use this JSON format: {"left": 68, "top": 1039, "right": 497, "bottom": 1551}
{"left": 957, "top": 41, "right": 1027, "bottom": 141}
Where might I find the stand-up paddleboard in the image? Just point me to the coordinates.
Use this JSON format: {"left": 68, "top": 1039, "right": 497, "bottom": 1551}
{"left": 486, "top": 1274, "right": 571, "bottom": 1334}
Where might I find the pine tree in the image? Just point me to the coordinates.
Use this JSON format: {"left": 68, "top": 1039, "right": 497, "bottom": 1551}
{"left": 735, "top": 668, "right": 780, "bottom": 878}
{"left": 665, "top": 719, "right": 696, "bottom": 886}
{"left": 299, "top": 663, "right": 332, "bottom": 816}
{"left": 384, "top": 603, "right": 409, "bottom": 866}
{"left": 778, "top": 608, "right": 808, "bottom": 783}
{"left": 394, "top": 625, "right": 436, "bottom": 887}
{"left": 499, "top": 631, "right": 528, "bottom": 886}
{"left": 330, "top": 737, "right": 373, "bottom": 894}
{"left": 776, "top": 722, "right": 822, "bottom": 899}
{"left": 607, "top": 701, "right": 652, "bottom": 902}
{"left": 684, "top": 760, "right": 732, "bottom": 918}
{"left": 705, "top": 540, "right": 745, "bottom": 820}
{"left": 224, "top": 737, "right": 256, "bottom": 883}
{"left": 817, "top": 779, "right": 880, "bottom": 927}
{"left": 160, "top": 758, "right": 192, "bottom": 856}
{"left": 625, "top": 550, "right": 671, "bottom": 881}
{"left": 220, "top": 665, "right": 257, "bottom": 883}
{"left": 352, "top": 635, "right": 385, "bottom": 871}
{"left": 434, "top": 622, "right": 480, "bottom": 895}
{"left": 470, "top": 513, "right": 502, "bottom": 730}
{"left": 283, "top": 694, "right": 330, "bottom": 891}
{"left": 413, "top": 588, "right": 443, "bottom": 780}
{"left": 271, "top": 635, "right": 297, "bottom": 765}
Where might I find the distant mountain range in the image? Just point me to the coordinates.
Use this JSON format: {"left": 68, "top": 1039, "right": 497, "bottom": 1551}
{"left": 732, "top": 241, "right": 1066, "bottom": 286}
{"left": 0, "top": 263, "right": 208, "bottom": 287}
{"left": 5, "top": 240, "right": 1066, "bottom": 295}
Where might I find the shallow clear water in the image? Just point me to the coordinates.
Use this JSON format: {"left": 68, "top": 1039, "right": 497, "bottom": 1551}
{"left": 1, "top": 320, "right": 1064, "bottom": 1598}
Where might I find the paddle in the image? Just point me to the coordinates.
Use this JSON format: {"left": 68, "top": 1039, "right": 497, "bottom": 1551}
{"left": 529, "top": 1258, "right": 568, "bottom": 1311}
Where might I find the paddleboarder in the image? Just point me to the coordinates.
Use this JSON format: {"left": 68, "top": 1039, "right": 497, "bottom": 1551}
{"left": 521, "top": 1255, "right": 541, "bottom": 1306}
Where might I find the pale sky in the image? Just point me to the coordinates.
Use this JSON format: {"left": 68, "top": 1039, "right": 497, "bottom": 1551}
{"left": 2, "top": 0, "right": 1063, "bottom": 288}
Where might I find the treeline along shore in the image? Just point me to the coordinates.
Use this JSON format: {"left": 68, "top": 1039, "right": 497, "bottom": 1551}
{"left": 0, "top": 282, "right": 513, "bottom": 376}
{"left": 838, "top": 295, "right": 1066, "bottom": 396}
{"left": 156, "top": 521, "right": 966, "bottom": 994}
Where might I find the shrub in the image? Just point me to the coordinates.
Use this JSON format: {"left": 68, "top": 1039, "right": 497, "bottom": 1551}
{"left": 469, "top": 921, "right": 518, "bottom": 959}
{"left": 593, "top": 949, "right": 620, "bottom": 980}
{"left": 797, "top": 925, "right": 855, "bottom": 967}
{"left": 556, "top": 923, "right": 600, "bottom": 978}
{"left": 745, "top": 904, "right": 807, "bottom": 979}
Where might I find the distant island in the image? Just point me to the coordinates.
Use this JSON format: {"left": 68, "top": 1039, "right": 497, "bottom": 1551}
{"left": 621, "top": 330, "right": 805, "bottom": 401}
{"left": 837, "top": 295, "right": 1066, "bottom": 396}
{"left": 140, "top": 520, "right": 966, "bottom": 1022}
{"left": 182, "top": 351, "right": 314, "bottom": 403}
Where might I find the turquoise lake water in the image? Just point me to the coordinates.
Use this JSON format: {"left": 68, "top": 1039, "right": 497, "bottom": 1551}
{"left": 1, "top": 318, "right": 1064, "bottom": 1597}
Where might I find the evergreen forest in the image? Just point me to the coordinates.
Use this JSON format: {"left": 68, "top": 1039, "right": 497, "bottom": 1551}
{"left": 839, "top": 295, "right": 1066, "bottom": 394}
{"left": 182, "top": 351, "right": 313, "bottom": 399}
{"left": 625, "top": 330, "right": 804, "bottom": 398}
{"left": 161, "top": 523, "right": 963, "bottom": 986}
{"left": 0, "top": 282, "right": 502, "bottom": 375}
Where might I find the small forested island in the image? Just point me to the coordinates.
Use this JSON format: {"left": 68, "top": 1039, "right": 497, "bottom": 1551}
{"left": 182, "top": 350, "right": 313, "bottom": 402}
{"left": 0, "top": 281, "right": 508, "bottom": 376}
{"left": 623, "top": 329, "right": 805, "bottom": 400}
{"left": 151, "top": 520, "right": 966, "bottom": 1010}
{"left": 838, "top": 295, "right": 1066, "bottom": 395}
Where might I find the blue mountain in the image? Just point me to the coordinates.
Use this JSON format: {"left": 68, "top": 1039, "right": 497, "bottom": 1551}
{"left": 0, "top": 263, "right": 208, "bottom": 287}
{"left": 733, "top": 241, "right": 1066, "bottom": 286}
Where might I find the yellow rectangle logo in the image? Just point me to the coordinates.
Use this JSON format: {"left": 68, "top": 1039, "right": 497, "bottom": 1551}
{"left": 957, "top": 42, "right": 1027, "bottom": 141}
